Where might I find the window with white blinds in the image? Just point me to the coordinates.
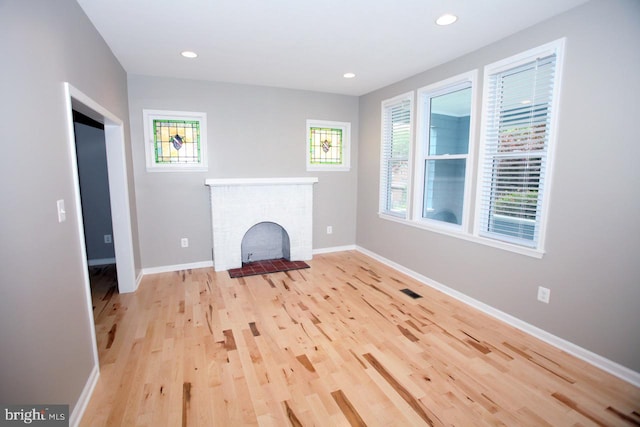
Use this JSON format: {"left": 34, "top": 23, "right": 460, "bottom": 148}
{"left": 476, "top": 39, "right": 564, "bottom": 249}
{"left": 380, "top": 92, "right": 413, "bottom": 217}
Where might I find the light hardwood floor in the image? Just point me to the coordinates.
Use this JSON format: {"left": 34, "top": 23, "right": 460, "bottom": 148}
{"left": 82, "top": 251, "right": 640, "bottom": 426}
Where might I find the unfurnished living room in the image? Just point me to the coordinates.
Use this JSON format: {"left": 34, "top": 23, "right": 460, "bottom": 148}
{"left": 1, "top": 0, "right": 639, "bottom": 426}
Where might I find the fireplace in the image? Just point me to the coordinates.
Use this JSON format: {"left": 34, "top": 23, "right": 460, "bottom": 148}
{"left": 205, "top": 177, "right": 318, "bottom": 271}
{"left": 241, "top": 221, "right": 290, "bottom": 263}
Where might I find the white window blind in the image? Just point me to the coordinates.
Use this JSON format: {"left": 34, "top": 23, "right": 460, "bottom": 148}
{"left": 477, "top": 40, "right": 564, "bottom": 249}
{"left": 380, "top": 93, "right": 413, "bottom": 217}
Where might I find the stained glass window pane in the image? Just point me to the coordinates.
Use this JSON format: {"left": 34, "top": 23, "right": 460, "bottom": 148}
{"left": 153, "top": 119, "right": 201, "bottom": 164}
{"left": 309, "top": 127, "right": 343, "bottom": 165}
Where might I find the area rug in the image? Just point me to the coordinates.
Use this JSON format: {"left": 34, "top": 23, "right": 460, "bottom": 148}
{"left": 228, "top": 258, "right": 310, "bottom": 278}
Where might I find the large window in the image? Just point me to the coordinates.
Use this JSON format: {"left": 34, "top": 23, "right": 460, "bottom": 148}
{"left": 476, "top": 39, "right": 564, "bottom": 250}
{"left": 415, "top": 72, "right": 476, "bottom": 228}
{"left": 380, "top": 92, "right": 413, "bottom": 217}
{"left": 378, "top": 39, "right": 564, "bottom": 257}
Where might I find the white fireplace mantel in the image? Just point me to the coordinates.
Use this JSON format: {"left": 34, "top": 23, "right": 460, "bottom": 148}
{"left": 205, "top": 177, "right": 318, "bottom": 187}
{"left": 205, "top": 177, "right": 318, "bottom": 271}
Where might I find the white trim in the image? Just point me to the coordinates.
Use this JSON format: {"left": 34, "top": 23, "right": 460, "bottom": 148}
{"left": 313, "top": 244, "right": 357, "bottom": 255}
{"left": 136, "top": 270, "right": 144, "bottom": 288}
{"left": 355, "top": 245, "right": 640, "bottom": 388}
{"left": 63, "top": 84, "right": 98, "bottom": 367}
{"left": 66, "top": 83, "right": 137, "bottom": 294}
{"left": 143, "top": 109, "right": 208, "bottom": 172}
{"left": 379, "top": 91, "right": 415, "bottom": 218}
{"left": 68, "top": 364, "right": 99, "bottom": 427}
{"left": 205, "top": 177, "right": 318, "bottom": 187}
{"left": 378, "top": 212, "right": 544, "bottom": 259}
{"left": 413, "top": 70, "right": 478, "bottom": 232}
{"left": 473, "top": 38, "right": 566, "bottom": 252}
{"left": 87, "top": 257, "right": 116, "bottom": 266}
{"left": 306, "top": 119, "right": 351, "bottom": 171}
{"left": 63, "top": 82, "right": 139, "bottom": 426}
{"left": 138, "top": 247, "right": 359, "bottom": 276}
{"left": 142, "top": 260, "right": 214, "bottom": 275}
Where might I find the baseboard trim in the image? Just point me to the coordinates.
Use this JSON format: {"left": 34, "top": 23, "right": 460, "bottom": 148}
{"left": 355, "top": 245, "right": 640, "bottom": 388}
{"left": 87, "top": 257, "right": 116, "bottom": 266}
{"left": 142, "top": 260, "right": 214, "bottom": 276}
{"left": 313, "top": 244, "right": 357, "bottom": 255}
{"left": 140, "top": 248, "right": 356, "bottom": 277}
{"left": 135, "top": 270, "right": 144, "bottom": 290}
{"left": 69, "top": 364, "right": 99, "bottom": 427}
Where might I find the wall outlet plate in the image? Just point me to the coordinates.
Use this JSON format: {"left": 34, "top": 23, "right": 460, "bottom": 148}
{"left": 537, "top": 286, "right": 551, "bottom": 304}
{"left": 181, "top": 238, "right": 189, "bottom": 248}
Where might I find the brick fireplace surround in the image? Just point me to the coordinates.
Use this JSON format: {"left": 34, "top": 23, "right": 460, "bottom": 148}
{"left": 205, "top": 177, "right": 318, "bottom": 271}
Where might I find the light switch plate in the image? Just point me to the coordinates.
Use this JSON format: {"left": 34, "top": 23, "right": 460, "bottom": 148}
{"left": 56, "top": 199, "right": 66, "bottom": 223}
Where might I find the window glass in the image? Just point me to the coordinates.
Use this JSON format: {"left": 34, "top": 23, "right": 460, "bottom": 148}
{"left": 143, "top": 110, "right": 208, "bottom": 172}
{"left": 423, "top": 158, "right": 466, "bottom": 225}
{"left": 417, "top": 77, "right": 474, "bottom": 227}
{"left": 306, "top": 120, "right": 351, "bottom": 171}
{"left": 380, "top": 93, "right": 413, "bottom": 217}
{"left": 477, "top": 39, "right": 564, "bottom": 249}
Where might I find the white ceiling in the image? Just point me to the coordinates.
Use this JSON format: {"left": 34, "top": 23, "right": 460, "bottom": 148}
{"left": 76, "top": 0, "right": 588, "bottom": 96}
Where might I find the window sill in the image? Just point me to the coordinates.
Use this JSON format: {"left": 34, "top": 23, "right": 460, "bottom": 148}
{"left": 306, "top": 166, "right": 351, "bottom": 172}
{"left": 377, "top": 212, "right": 544, "bottom": 259}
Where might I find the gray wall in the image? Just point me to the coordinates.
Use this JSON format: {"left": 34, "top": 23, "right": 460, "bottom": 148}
{"left": 75, "top": 123, "right": 115, "bottom": 262}
{"left": 0, "top": 0, "right": 138, "bottom": 414}
{"left": 357, "top": 0, "right": 640, "bottom": 372}
{"left": 128, "top": 75, "right": 359, "bottom": 269}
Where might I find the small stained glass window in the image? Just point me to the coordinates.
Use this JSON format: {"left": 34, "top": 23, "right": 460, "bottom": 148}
{"left": 306, "top": 120, "right": 350, "bottom": 171}
{"left": 143, "top": 110, "right": 208, "bottom": 172}
{"left": 153, "top": 119, "right": 200, "bottom": 164}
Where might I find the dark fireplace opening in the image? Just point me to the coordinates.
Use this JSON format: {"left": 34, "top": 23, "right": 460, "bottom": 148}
{"left": 241, "top": 222, "right": 290, "bottom": 264}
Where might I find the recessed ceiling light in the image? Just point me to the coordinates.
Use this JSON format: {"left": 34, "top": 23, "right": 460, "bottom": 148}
{"left": 343, "top": 72, "right": 356, "bottom": 79}
{"left": 181, "top": 51, "right": 198, "bottom": 59}
{"left": 436, "top": 14, "right": 458, "bottom": 26}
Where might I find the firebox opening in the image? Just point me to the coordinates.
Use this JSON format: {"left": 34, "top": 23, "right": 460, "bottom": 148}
{"left": 241, "top": 222, "right": 291, "bottom": 264}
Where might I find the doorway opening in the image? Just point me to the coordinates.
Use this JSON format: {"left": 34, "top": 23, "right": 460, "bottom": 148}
{"left": 64, "top": 83, "right": 137, "bottom": 376}
{"left": 73, "top": 110, "right": 119, "bottom": 316}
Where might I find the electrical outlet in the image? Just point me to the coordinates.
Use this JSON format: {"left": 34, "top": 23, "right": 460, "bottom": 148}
{"left": 537, "top": 286, "right": 551, "bottom": 304}
{"left": 181, "top": 238, "right": 189, "bottom": 248}
{"left": 104, "top": 234, "right": 112, "bottom": 244}
{"left": 326, "top": 226, "right": 333, "bottom": 235}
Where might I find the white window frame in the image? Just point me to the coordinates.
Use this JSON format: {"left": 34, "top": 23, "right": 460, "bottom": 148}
{"left": 376, "top": 40, "right": 566, "bottom": 259}
{"left": 306, "top": 119, "right": 351, "bottom": 171}
{"left": 413, "top": 71, "right": 478, "bottom": 233}
{"left": 379, "top": 92, "right": 414, "bottom": 219}
{"left": 474, "top": 38, "right": 565, "bottom": 255}
{"left": 143, "top": 109, "right": 208, "bottom": 172}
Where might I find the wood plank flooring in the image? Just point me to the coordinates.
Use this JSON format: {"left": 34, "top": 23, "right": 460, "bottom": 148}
{"left": 81, "top": 251, "right": 640, "bottom": 426}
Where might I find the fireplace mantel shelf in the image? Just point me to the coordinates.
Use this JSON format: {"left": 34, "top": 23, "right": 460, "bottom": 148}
{"left": 205, "top": 177, "right": 318, "bottom": 187}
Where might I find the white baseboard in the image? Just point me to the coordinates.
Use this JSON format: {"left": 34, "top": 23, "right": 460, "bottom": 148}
{"left": 355, "top": 245, "right": 640, "bottom": 388}
{"left": 141, "top": 260, "right": 214, "bottom": 276}
{"left": 87, "top": 257, "right": 116, "bottom": 266}
{"left": 140, "top": 249, "right": 355, "bottom": 277}
{"left": 135, "top": 270, "right": 144, "bottom": 289}
{"left": 313, "top": 244, "right": 357, "bottom": 255}
{"left": 69, "top": 364, "right": 99, "bottom": 427}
